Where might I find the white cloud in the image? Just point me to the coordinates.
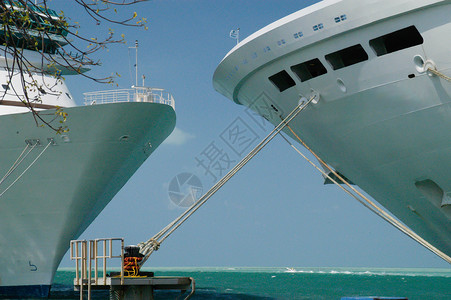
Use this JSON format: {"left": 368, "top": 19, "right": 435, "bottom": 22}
{"left": 163, "top": 127, "right": 195, "bottom": 146}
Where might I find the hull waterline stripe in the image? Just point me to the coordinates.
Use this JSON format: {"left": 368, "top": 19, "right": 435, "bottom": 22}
{"left": 0, "top": 285, "right": 50, "bottom": 298}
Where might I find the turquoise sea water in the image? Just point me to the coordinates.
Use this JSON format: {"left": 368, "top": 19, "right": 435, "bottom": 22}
{"left": 51, "top": 267, "right": 451, "bottom": 299}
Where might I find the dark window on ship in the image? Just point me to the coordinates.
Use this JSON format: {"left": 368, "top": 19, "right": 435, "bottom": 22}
{"left": 325, "top": 44, "right": 368, "bottom": 70}
{"left": 290, "top": 58, "right": 327, "bottom": 82}
{"left": 1, "top": 84, "right": 9, "bottom": 90}
{"left": 369, "top": 26, "right": 423, "bottom": 56}
{"left": 268, "top": 70, "right": 296, "bottom": 92}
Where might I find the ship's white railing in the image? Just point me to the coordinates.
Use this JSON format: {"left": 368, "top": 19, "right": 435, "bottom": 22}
{"left": 70, "top": 238, "right": 124, "bottom": 299}
{"left": 83, "top": 87, "right": 175, "bottom": 109}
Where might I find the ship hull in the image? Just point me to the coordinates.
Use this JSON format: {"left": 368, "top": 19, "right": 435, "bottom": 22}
{"left": 214, "top": 1, "right": 451, "bottom": 259}
{"left": 0, "top": 102, "right": 175, "bottom": 297}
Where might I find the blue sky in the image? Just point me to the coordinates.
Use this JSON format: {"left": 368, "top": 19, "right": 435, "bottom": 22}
{"left": 52, "top": 0, "right": 450, "bottom": 268}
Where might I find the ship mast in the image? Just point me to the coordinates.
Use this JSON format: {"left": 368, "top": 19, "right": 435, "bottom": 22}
{"left": 129, "top": 40, "right": 138, "bottom": 87}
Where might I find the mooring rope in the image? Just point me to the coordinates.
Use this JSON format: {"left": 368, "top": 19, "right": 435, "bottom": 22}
{"left": 280, "top": 122, "right": 451, "bottom": 264}
{"left": 139, "top": 69, "right": 451, "bottom": 266}
{"left": 137, "top": 95, "right": 317, "bottom": 266}
{"left": 0, "top": 141, "right": 52, "bottom": 198}
{"left": 0, "top": 144, "right": 35, "bottom": 186}
{"left": 428, "top": 68, "right": 451, "bottom": 82}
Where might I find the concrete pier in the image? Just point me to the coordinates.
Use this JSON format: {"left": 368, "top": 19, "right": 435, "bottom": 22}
{"left": 74, "top": 276, "right": 195, "bottom": 300}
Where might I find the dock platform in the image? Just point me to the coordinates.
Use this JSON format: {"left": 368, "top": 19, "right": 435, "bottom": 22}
{"left": 70, "top": 238, "right": 195, "bottom": 299}
{"left": 74, "top": 276, "right": 195, "bottom": 300}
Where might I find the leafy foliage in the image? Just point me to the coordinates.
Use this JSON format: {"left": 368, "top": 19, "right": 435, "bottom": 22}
{"left": 0, "top": 0, "right": 147, "bottom": 133}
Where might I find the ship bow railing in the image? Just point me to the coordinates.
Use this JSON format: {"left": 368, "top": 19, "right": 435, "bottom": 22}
{"left": 83, "top": 87, "right": 175, "bottom": 109}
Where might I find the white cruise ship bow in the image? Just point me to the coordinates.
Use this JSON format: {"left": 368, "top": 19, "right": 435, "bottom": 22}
{"left": 214, "top": 0, "right": 451, "bottom": 261}
{"left": 0, "top": 3, "right": 176, "bottom": 298}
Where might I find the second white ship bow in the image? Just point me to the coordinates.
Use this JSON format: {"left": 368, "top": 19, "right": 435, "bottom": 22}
{"left": 213, "top": 0, "right": 451, "bottom": 260}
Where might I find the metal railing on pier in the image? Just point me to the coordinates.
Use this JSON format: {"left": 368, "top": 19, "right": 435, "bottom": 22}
{"left": 70, "top": 237, "right": 194, "bottom": 300}
{"left": 70, "top": 238, "right": 124, "bottom": 300}
{"left": 83, "top": 87, "right": 175, "bottom": 109}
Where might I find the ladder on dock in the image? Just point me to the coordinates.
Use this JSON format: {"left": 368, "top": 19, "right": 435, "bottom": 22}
{"left": 70, "top": 238, "right": 195, "bottom": 300}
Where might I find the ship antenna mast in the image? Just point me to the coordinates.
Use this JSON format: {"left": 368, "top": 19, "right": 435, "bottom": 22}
{"left": 129, "top": 40, "right": 138, "bottom": 87}
{"left": 229, "top": 28, "right": 240, "bottom": 45}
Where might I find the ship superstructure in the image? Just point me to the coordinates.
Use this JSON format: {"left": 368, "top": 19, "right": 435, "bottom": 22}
{"left": 0, "top": 2, "right": 176, "bottom": 298}
{"left": 213, "top": 0, "right": 451, "bottom": 259}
